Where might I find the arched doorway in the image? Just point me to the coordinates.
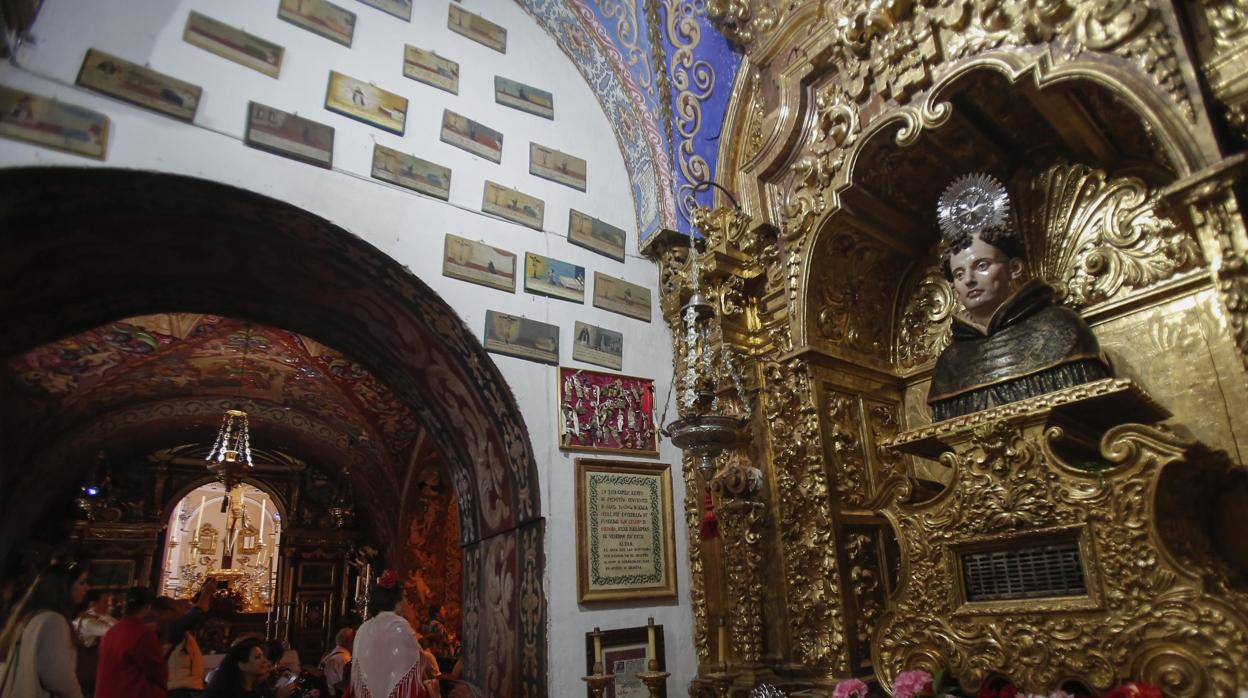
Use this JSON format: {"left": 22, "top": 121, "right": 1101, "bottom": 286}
{"left": 0, "top": 167, "right": 547, "bottom": 695}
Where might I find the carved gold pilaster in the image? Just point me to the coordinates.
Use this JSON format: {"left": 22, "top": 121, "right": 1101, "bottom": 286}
{"left": 1186, "top": 0, "right": 1248, "bottom": 146}
{"left": 762, "top": 358, "right": 850, "bottom": 676}
{"left": 711, "top": 460, "right": 767, "bottom": 667}
{"left": 1163, "top": 155, "right": 1248, "bottom": 368}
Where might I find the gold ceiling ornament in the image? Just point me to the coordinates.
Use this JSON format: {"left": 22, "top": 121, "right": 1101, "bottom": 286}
{"left": 874, "top": 379, "right": 1248, "bottom": 695}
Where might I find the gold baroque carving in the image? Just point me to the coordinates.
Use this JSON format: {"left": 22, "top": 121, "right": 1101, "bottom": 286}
{"left": 824, "top": 388, "right": 869, "bottom": 507}
{"left": 895, "top": 263, "right": 955, "bottom": 371}
{"left": 812, "top": 230, "right": 896, "bottom": 359}
{"left": 763, "top": 359, "right": 849, "bottom": 671}
{"left": 1017, "top": 161, "right": 1203, "bottom": 309}
{"left": 682, "top": 459, "right": 712, "bottom": 663}
{"left": 717, "top": 496, "right": 767, "bottom": 663}
{"left": 785, "top": 89, "right": 860, "bottom": 241}
{"left": 844, "top": 527, "right": 887, "bottom": 672}
{"left": 874, "top": 386, "right": 1248, "bottom": 695}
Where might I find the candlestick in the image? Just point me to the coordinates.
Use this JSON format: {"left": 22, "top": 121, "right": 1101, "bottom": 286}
{"left": 259, "top": 499, "right": 266, "bottom": 541}
{"left": 647, "top": 617, "right": 656, "bottom": 660}
{"left": 717, "top": 616, "right": 727, "bottom": 666}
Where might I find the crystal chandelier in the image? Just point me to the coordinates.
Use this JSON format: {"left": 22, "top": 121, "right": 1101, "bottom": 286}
{"left": 662, "top": 182, "right": 751, "bottom": 483}
{"left": 207, "top": 327, "right": 256, "bottom": 509}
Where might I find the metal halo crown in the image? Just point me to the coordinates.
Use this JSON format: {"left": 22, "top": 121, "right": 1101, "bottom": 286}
{"left": 936, "top": 173, "right": 1012, "bottom": 240}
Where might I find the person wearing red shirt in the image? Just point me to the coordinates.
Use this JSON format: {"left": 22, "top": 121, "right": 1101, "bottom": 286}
{"left": 95, "top": 586, "right": 168, "bottom": 698}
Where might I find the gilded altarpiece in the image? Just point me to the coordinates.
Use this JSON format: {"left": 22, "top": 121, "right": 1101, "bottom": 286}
{"left": 647, "top": 1, "right": 1248, "bottom": 695}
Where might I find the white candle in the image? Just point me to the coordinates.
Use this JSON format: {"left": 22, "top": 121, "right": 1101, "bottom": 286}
{"left": 259, "top": 499, "right": 267, "bottom": 541}
{"left": 647, "top": 617, "right": 656, "bottom": 660}
{"left": 593, "top": 627, "right": 602, "bottom": 667}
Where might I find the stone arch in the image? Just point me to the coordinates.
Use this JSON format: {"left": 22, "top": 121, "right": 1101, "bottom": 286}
{"left": 0, "top": 167, "right": 546, "bottom": 695}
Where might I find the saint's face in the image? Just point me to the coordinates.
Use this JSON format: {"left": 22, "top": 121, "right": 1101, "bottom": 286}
{"left": 948, "top": 236, "right": 1021, "bottom": 325}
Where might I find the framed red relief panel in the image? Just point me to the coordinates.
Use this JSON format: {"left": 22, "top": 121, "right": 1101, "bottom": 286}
{"left": 558, "top": 367, "right": 658, "bottom": 456}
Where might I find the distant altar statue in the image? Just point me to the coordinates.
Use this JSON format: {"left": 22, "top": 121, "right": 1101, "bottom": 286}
{"left": 927, "top": 173, "right": 1112, "bottom": 421}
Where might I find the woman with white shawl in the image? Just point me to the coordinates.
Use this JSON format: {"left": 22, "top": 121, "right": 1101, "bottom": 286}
{"left": 350, "top": 570, "right": 430, "bottom": 698}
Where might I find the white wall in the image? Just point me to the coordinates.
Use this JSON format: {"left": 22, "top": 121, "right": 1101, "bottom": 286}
{"left": 0, "top": 0, "right": 693, "bottom": 694}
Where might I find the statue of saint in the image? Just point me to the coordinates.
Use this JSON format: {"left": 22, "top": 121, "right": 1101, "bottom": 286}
{"left": 927, "top": 174, "right": 1112, "bottom": 421}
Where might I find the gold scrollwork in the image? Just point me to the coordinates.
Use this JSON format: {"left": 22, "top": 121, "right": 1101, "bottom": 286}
{"left": 895, "top": 264, "right": 955, "bottom": 371}
{"left": 1018, "top": 161, "right": 1203, "bottom": 308}
{"left": 812, "top": 231, "right": 899, "bottom": 360}
{"left": 824, "top": 389, "right": 870, "bottom": 508}
{"left": 763, "top": 359, "right": 849, "bottom": 672}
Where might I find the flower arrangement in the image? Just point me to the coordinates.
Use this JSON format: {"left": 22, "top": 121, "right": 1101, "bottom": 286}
{"left": 831, "top": 670, "right": 1164, "bottom": 698}
{"left": 377, "top": 569, "right": 398, "bottom": 589}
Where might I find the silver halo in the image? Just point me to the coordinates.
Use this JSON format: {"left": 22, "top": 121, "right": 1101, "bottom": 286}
{"left": 936, "top": 172, "right": 1011, "bottom": 239}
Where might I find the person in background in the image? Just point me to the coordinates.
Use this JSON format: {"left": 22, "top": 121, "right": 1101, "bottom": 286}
{"left": 74, "top": 590, "right": 116, "bottom": 648}
{"left": 95, "top": 586, "right": 167, "bottom": 698}
{"left": 320, "top": 627, "right": 354, "bottom": 697}
{"left": 202, "top": 638, "right": 294, "bottom": 698}
{"left": 0, "top": 562, "right": 88, "bottom": 698}
{"left": 420, "top": 605, "right": 446, "bottom": 642}
{"left": 166, "top": 578, "right": 216, "bottom": 698}
{"left": 351, "top": 570, "right": 427, "bottom": 698}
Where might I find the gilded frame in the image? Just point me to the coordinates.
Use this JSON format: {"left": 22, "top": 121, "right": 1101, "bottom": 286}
{"left": 575, "top": 458, "right": 677, "bottom": 603}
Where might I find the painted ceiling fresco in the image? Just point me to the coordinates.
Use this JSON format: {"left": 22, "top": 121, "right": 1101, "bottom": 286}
{"left": 525, "top": 1, "right": 742, "bottom": 241}
{"left": 7, "top": 313, "right": 422, "bottom": 464}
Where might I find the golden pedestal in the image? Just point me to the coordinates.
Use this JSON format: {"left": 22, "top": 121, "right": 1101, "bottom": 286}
{"left": 874, "top": 378, "right": 1248, "bottom": 696}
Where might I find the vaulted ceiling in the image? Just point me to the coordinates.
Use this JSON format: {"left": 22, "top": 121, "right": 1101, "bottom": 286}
{"left": 5, "top": 313, "right": 424, "bottom": 483}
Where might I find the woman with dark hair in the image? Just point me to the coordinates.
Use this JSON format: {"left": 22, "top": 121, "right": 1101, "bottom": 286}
{"left": 203, "top": 638, "right": 295, "bottom": 698}
{"left": 352, "top": 570, "right": 429, "bottom": 698}
{"left": 0, "top": 562, "right": 89, "bottom": 697}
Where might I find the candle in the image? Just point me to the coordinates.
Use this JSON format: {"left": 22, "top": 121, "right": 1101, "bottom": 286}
{"left": 717, "top": 616, "right": 727, "bottom": 665}
{"left": 593, "top": 627, "right": 602, "bottom": 666}
{"left": 647, "top": 617, "right": 656, "bottom": 660}
{"left": 259, "top": 499, "right": 267, "bottom": 541}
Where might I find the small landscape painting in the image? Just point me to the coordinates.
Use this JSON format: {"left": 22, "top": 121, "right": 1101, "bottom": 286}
{"left": 404, "top": 46, "right": 458, "bottom": 95}
{"left": 356, "top": 0, "right": 410, "bottom": 21}
{"left": 278, "top": 0, "right": 356, "bottom": 47}
{"left": 440, "top": 109, "right": 503, "bottom": 163}
{"left": 593, "top": 272, "right": 651, "bottom": 322}
{"left": 76, "top": 48, "right": 202, "bottom": 122}
{"left": 371, "top": 144, "right": 450, "bottom": 200}
{"left": 482, "top": 181, "right": 544, "bottom": 230}
{"left": 244, "top": 101, "right": 334, "bottom": 169}
{"left": 448, "top": 5, "right": 506, "bottom": 53}
{"left": 524, "top": 252, "right": 585, "bottom": 304}
{"left": 494, "top": 76, "right": 552, "bottom": 119}
{"left": 530, "top": 143, "right": 586, "bottom": 191}
{"left": 484, "top": 311, "right": 559, "bottom": 365}
{"left": 572, "top": 321, "right": 623, "bottom": 371}
{"left": 183, "top": 11, "right": 284, "bottom": 78}
{"left": 324, "top": 70, "right": 407, "bottom": 135}
{"left": 568, "top": 209, "right": 626, "bottom": 262}
{"left": 443, "top": 234, "right": 516, "bottom": 293}
{"left": 0, "top": 85, "right": 109, "bottom": 160}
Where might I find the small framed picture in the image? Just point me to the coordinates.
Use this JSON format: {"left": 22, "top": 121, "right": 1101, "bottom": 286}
{"left": 244, "top": 101, "right": 334, "bottom": 169}
{"left": 404, "top": 46, "right": 458, "bottom": 95}
{"left": 584, "top": 624, "right": 668, "bottom": 698}
{"left": 593, "top": 272, "right": 651, "bottom": 322}
{"left": 483, "top": 181, "right": 544, "bottom": 231}
{"left": 278, "top": 0, "right": 356, "bottom": 47}
{"left": 568, "top": 210, "right": 626, "bottom": 262}
{"left": 484, "top": 310, "right": 559, "bottom": 365}
{"left": 558, "top": 368, "right": 658, "bottom": 455}
{"left": 0, "top": 85, "right": 109, "bottom": 160}
{"left": 524, "top": 252, "right": 585, "bottom": 304}
{"left": 183, "top": 11, "right": 284, "bottom": 78}
{"left": 356, "top": 0, "right": 410, "bottom": 21}
{"left": 530, "top": 143, "right": 586, "bottom": 191}
{"left": 572, "top": 321, "right": 622, "bottom": 371}
{"left": 325, "top": 71, "right": 407, "bottom": 135}
{"left": 443, "top": 234, "right": 516, "bottom": 293}
{"left": 76, "top": 48, "right": 202, "bottom": 122}
{"left": 440, "top": 109, "right": 503, "bottom": 163}
{"left": 448, "top": 5, "right": 506, "bottom": 53}
{"left": 494, "top": 76, "right": 552, "bottom": 119}
{"left": 574, "top": 458, "right": 676, "bottom": 601}
{"left": 371, "top": 144, "right": 451, "bottom": 200}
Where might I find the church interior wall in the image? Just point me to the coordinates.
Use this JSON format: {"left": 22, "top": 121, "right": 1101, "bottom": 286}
{"left": 0, "top": 1, "right": 695, "bottom": 693}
